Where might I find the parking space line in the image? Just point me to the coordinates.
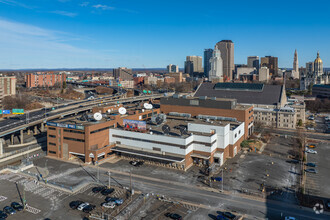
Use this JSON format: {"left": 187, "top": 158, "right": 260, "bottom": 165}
{"left": 0, "top": 196, "right": 7, "bottom": 202}
{"left": 25, "top": 204, "right": 41, "bottom": 215}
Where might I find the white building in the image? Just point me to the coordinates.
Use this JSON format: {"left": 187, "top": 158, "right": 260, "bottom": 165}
{"left": 109, "top": 117, "right": 245, "bottom": 170}
{"left": 209, "top": 45, "right": 223, "bottom": 81}
{"left": 167, "top": 64, "right": 179, "bottom": 73}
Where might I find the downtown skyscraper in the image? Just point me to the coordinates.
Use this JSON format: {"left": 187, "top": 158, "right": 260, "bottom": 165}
{"left": 204, "top": 48, "right": 213, "bottom": 78}
{"left": 216, "top": 40, "right": 234, "bottom": 81}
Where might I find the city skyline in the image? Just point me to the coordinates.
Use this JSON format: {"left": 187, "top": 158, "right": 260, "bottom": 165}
{"left": 0, "top": 0, "right": 329, "bottom": 69}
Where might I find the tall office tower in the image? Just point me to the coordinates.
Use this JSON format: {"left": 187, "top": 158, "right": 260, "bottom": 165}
{"left": 204, "top": 49, "right": 213, "bottom": 78}
{"left": 216, "top": 40, "right": 234, "bottom": 81}
{"left": 291, "top": 49, "right": 299, "bottom": 79}
{"left": 184, "top": 56, "right": 202, "bottom": 75}
{"left": 260, "top": 56, "right": 278, "bottom": 76}
{"left": 167, "top": 64, "right": 179, "bottom": 73}
{"left": 306, "top": 62, "right": 314, "bottom": 74}
{"left": 247, "top": 56, "right": 259, "bottom": 69}
{"left": 208, "top": 46, "right": 223, "bottom": 81}
{"left": 113, "top": 67, "right": 133, "bottom": 80}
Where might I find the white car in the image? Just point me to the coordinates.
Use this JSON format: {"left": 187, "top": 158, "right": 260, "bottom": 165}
{"left": 77, "top": 202, "right": 89, "bottom": 211}
{"left": 306, "top": 149, "right": 317, "bottom": 154}
{"left": 102, "top": 202, "right": 116, "bottom": 209}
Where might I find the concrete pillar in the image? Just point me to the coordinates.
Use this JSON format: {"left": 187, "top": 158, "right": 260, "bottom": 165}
{"left": 11, "top": 134, "right": 14, "bottom": 145}
{"left": 20, "top": 130, "right": 24, "bottom": 144}
{"left": 41, "top": 123, "right": 45, "bottom": 132}
{"left": 0, "top": 138, "right": 3, "bottom": 156}
{"left": 34, "top": 126, "right": 38, "bottom": 135}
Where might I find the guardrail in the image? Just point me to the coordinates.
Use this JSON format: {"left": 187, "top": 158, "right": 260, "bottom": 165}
{"left": 0, "top": 145, "right": 41, "bottom": 159}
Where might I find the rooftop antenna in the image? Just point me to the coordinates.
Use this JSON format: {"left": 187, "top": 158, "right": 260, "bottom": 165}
{"left": 162, "top": 124, "right": 170, "bottom": 135}
{"left": 118, "top": 107, "right": 127, "bottom": 115}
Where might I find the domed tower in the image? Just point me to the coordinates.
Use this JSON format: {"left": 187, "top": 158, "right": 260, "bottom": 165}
{"left": 314, "top": 51, "right": 323, "bottom": 76}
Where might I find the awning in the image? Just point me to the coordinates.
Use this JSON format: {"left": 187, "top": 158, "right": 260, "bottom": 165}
{"left": 69, "top": 152, "right": 85, "bottom": 156}
{"left": 111, "top": 146, "right": 185, "bottom": 163}
{"left": 190, "top": 153, "right": 210, "bottom": 160}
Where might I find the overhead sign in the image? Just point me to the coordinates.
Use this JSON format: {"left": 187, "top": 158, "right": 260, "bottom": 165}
{"left": 3, "top": 110, "right": 10, "bottom": 114}
{"left": 12, "top": 109, "right": 24, "bottom": 114}
{"left": 0, "top": 110, "right": 2, "bottom": 114}
{"left": 123, "top": 119, "right": 146, "bottom": 131}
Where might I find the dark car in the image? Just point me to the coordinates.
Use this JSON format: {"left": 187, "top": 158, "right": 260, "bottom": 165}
{"left": 69, "top": 200, "right": 84, "bottom": 209}
{"left": 82, "top": 204, "right": 96, "bottom": 213}
{"left": 165, "top": 212, "right": 182, "bottom": 220}
{"left": 306, "top": 162, "right": 317, "bottom": 167}
{"left": 0, "top": 211, "right": 8, "bottom": 219}
{"left": 305, "top": 168, "right": 317, "bottom": 173}
{"left": 216, "top": 215, "right": 230, "bottom": 220}
{"left": 211, "top": 177, "right": 223, "bottom": 182}
{"left": 129, "top": 161, "right": 143, "bottom": 167}
{"left": 101, "top": 188, "right": 115, "bottom": 196}
{"left": 222, "top": 211, "right": 236, "bottom": 219}
{"left": 105, "top": 197, "right": 124, "bottom": 205}
{"left": 92, "top": 186, "right": 105, "bottom": 193}
{"left": 11, "top": 202, "right": 23, "bottom": 211}
{"left": 3, "top": 206, "right": 16, "bottom": 215}
{"left": 287, "top": 159, "right": 299, "bottom": 164}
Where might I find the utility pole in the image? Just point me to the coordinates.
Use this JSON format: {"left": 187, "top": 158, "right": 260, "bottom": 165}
{"left": 108, "top": 170, "right": 111, "bottom": 189}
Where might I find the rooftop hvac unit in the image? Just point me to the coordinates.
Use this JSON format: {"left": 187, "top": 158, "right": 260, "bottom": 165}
{"left": 173, "top": 94, "right": 180, "bottom": 99}
{"left": 199, "top": 96, "right": 207, "bottom": 100}
{"left": 211, "top": 97, "right": 217, "bottom": 100}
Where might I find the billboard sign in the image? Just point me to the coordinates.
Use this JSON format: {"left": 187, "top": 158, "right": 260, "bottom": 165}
{"left": 0, "top": 110, "right": 2, "bottom": 114}
{"left": 46, "top": 122, "right": 84, "bottom": 130}
{"left": 12, "top": 109, "right": 24, "bottom": 114}
{"left": 123, "top": 119, "right": 146, "bottom": 131}
{"left": 3, "top": 110, "right": 10, "bottom": 114}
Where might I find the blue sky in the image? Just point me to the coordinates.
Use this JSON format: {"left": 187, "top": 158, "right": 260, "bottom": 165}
{"left": 0, "top": 0, "right": 329, "bottom": 69}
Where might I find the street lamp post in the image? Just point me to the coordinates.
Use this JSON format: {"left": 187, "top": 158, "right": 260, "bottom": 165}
{"left": 108, "top": 170, "right": 111, "bottom": 189}
{"left": 221, "top": 169, "right": 224, "bottom": 192}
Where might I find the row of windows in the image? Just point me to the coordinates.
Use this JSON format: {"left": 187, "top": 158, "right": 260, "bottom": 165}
{"left": 63, "top": 137, "right": 85, "bottom": 142}
{"left": 49, "top": 142, "right": 56, "bottom": 146}
{"left": 48, "top": 151, "right": 56, "bottom": 154}
{"left": 48, "top": 127, "right": 56, "bottom": 130}
{"left": 49, "top": 135, "right": 56, "bottom": 138}
{"left": 90, "top": 125, "right": 114, "bottom": 134}
{"left": 64, "top": 129, "right": 85, "bottom": 134}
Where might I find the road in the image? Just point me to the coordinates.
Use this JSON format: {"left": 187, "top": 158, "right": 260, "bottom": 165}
{"left": 265, "top": 128, "right": 330, "bottom": 141}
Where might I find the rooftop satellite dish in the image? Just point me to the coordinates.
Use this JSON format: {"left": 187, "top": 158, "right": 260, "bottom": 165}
{"left": 118, "top": 107, "right": 127, "bottom": 115}
{"left": 179, "top": 126, "right": 188, "bottom": 136}
{"left": 93, "top": 112, "right": 103, "bottom": 121}
{"left": 142, "top": 109, "right": 145, "bottom": 112}
{"left": 107, "top": 109, "right": 111, "bottom": 113}
{"left": 162, "top": 124, "right": 170, "bottom": 135}
{"left": 144, "top": 103, "right": 153, "bottom": 109}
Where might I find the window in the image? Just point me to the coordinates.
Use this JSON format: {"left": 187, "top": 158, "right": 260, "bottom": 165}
{"left": 239, "top": 130, "right": 241, "bottom": 134}
{"left": 48, "top": 151, "right": 56, "bottom": 154}
{"left": 235, "top": 134, "right": 237, "bottom": 138}
{"left": 142, "top": 114, "right": 147, "bottom": 119}
{"left": 49, "top": 142, "right": 56, "bottom": 146}
{"left": 90, "top": 125, "right": 114, "bottom": 134}
{"left": 153, "top": 147, "right": 161, "bottom": 151}
{"left": 49, "top": 135, "right": 56, "bottom": 138}
{"left": 48, "top": 127, "right": 56, "bottom": 130}
{"left": 148, "top": 113, "right": 152, "bottom": 117}
{"left": 63, "top": 137, "right": 84, "bottom": 142}
{"left": 64, "top": 129, "right": 84, "bottom": 134}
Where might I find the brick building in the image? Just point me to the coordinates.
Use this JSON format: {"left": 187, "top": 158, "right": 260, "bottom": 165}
{"left": 25, "top": 72, "right": 66, "bottom": 88}
{"left": 0, "top": 76, "right": 17, "bottom": 109}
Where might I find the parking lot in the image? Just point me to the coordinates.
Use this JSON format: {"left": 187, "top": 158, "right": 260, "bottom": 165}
{"left": 305, "top": 142, "right": 330, "bottom": 199}
{"left": 210, "top": 136, "right": 300, "bottom": 202}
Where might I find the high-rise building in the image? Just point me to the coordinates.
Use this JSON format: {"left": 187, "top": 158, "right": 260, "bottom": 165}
{"left": 0, "top": 76, "right": 16, "bottom": 96}
{"left": 292, "top": 50, "right": 299, "bottom": 79}
{"left": 216, "top": 40, "right": 234, "bottom": 81}
{"left": 260, "top": 56, "right": 278, "bottom": 76}
{"left": 208, "top": 46, "right": 223, "bottom": 81}
{"left": 204, "top": 49, "right": 213, "bottom": 78}
{"left": 306, "top": 62, "right": 314, "bottom": 74}
{"left": 0, "top": 86, "right": 3, "bottom": 109}
{"left": 259, "top": 67, "right": 270, "bottom": 82}
{"left": 247, "top": 56, "right": 259, "bottom": 69}
{"left": 113, "top": 67, "right": 133, "bottom": 81}
{"left": 184, "top": 56, "right": 202, "bottom": 75}
{"left": 167, "top": 64, "right": 179, "bottom": 73}
{"left": 25, "top": 72, "right": 66, "bottom": 88}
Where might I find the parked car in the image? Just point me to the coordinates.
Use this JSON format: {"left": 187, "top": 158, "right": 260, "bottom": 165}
{"left": 164, "top": 213, "right": 182, "bottom": 220}
{"left": 92, "top": 186, "right": 105, "bottom": 193}
{"left": 305, "top": 149, "right": 317, "bottom": 154}
{"left": 211, "top": 177, "right": 223, "bottom": 182}
{"left": 102, "top": 202, "right": 116, "bottom": 209}
{"left": 77, "top": 202, "right": 89, "bottom": 211}
{"left": 285, "top": 217, "right": 296, "bottom": 220}
{"left": 222, "top": 212, "right": 236, "bottom": 219}
{"left": 129, "top": 161, "right": 144, "bottom": 167}
{"left": 101, "top": 188, "right": 115, "bottom": 196}
{"left": 105, "top": 197, "right": 123, "bottom": 205}
{"left": 82, "top": 204, "right": 96, "bottom": 213}
{"left": 305, "top": 168, "right": 317, "bottom": 174}
{"left": 69, "top": 200, "right": 84, "bottom": 209}
{"left": 216, "top": 215, "right": 230, "bottom": 220}
{"left": 0, "top": 211, "right": 8, "bottom": 219}
{"left": 3, "top": 206, "right": 16, "bottom": 215}
{"left": 308, "top": 116, "right": 314, "bottom": 120}
{"left": 306, "top": 162, "right": 317, "bottom": 167}
{"left": 287, "top": 159, "right": 300, "bottom": 164}
{"left": 307, "top": 127, "right": 314, "bottom": 131}
{"left": 10, "top": 202, "right": 23, "bottom": 211}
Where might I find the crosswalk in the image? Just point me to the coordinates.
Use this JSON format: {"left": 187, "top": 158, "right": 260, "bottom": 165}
{"left": 181, "top": 203, "right": 199, "bottom": 211}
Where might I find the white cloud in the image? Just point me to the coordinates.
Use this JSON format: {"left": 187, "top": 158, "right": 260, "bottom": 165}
{"left": 0, "top": 0, "right": 34, "bottom": 9}
{"left": 79, "top": 2, "right": 89, "bottom": 7}
{"left": 51, "top": 10, "right": 78, "bottom": 17}
{"left": 0, "top": 18, "right": 112, "bottom": 69}
{"left": 92, "top": 4, "right": 115, "bottom": 10}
